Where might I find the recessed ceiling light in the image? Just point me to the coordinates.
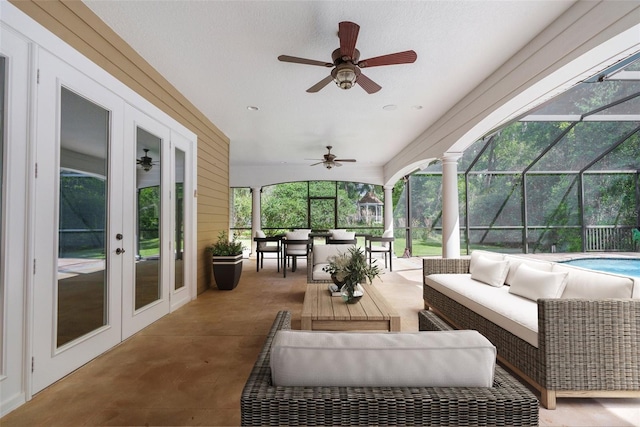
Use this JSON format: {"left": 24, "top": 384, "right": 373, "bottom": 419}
{"left": 247, "top": 106, "right": 259, "bottom": 111}
{"left": 383, "top": 104, "right": 397, "bottom": 111}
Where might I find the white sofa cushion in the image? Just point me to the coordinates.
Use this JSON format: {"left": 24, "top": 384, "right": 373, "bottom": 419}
{"left": 313, "top": 264, "right": 331, "bottom": 281}
{"left": 469, "top": 250, "right": 504, "bottom": 274}
{"left": 425, "top": 274, "right": 539, "bottom": 347}
{"left": 270, "top": 329, "right": 496, "bottom": 387}
{"left": 551, "top": 263, "right": 634, "bottom": 299}
{"left": 313, "top": 245, "right": 352, "bottom": 264}
{"left": 311, "top": 244, "right": 354, "bottom": 280}
{"left": 504, "top": 255, "right": 554, "bottom": 286}
{"left": 508, "top": 264, "right": 568, "bottom": 301}
{"left": 470, "top": 255, "right": 510, "bottom": 287}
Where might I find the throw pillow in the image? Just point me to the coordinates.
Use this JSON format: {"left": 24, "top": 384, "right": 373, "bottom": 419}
{"left": 508, "top": 263, "right": 568, "bottom": 301}
{"left": 331, "top": 230, "right": 355, "bottom": 240}
{"left": 470, "top": 255, "right": 510, "bottom": 287}
{"left": 469, "top": 250, "right": 504, "bottom": 274}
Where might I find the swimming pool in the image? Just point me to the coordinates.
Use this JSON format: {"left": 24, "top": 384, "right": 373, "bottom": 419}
{"left": 560, "top": 258, "right": 640, "bottom": 278}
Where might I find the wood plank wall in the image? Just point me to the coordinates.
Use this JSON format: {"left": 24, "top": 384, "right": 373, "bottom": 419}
{"left": 11, "top": 0, "right": 229, "bottom": 294}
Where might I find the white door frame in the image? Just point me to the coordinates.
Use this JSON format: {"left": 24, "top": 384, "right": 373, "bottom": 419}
{"left": 0, "top": 24, "right": 32, "bottom": 415}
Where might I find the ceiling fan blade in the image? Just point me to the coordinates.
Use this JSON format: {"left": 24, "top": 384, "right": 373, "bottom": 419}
{"left": 334, "top": 162, "right": 343, "bottom": 167}
{"left": 306, "top": 75, "right": 334, "bottom": 93}
{"left": 334, "top": 158, "right": 356, "bottom": 162}
{"left": 278, "top": 55, "right": 333, "bottom": 67}
{"left": 339, "top": 21, "right": 360, "bottom": 60}
{"left": 309, "top": 161, "right": 324, "bottom": 166}
{"left": 356, "top": 72, "right": 382, "bottom": 94}
{"left": 358, "top": 50, "right": 417, "bottom": 68}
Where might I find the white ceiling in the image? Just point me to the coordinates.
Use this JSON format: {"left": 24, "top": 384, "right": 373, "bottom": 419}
{"left": 82, "top": 1, "right": 635, "bottom": 187}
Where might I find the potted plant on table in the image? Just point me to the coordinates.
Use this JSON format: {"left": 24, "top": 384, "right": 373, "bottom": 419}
{"left": 206, "top": 231, "right": 245, "bottom": 290}
{"left": 323, "top": 246, "right": 381, "bottom": 303}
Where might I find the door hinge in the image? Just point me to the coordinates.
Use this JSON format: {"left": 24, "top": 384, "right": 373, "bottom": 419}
{"left": 37, "top": 69, "right": 40, "bottom": 84}
{"left": 194, "top": 189, "right": 197, "bottom": 198}
{"left": 33, "top": 259, "right": 36, "bottom": 275}
{"left": 31, "top": 357, "right": 35, "bottom": 373}
{"left": 35, "top": 162, "right": 38, "bottom": 178}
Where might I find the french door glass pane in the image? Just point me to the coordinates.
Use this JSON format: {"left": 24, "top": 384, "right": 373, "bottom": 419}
{"left": 135, "top": 127, "right": 161, "bottom": 309}
{"left": 175, "top": 148, "right": 185, "bottom": 290}
{"left": 57, "top": 87, "right": 109, "bottom": 347}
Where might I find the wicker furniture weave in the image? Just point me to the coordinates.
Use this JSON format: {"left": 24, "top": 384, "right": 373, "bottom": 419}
{"left": 423, "top": 257, "right": 640, "bottom": 410}
{"left": 241, "top": 310, "right": 539, "bottom": 426}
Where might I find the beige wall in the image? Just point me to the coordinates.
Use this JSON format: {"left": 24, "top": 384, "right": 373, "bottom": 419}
{"left": 11, "top": 0, "right": 229, "bottom": 294}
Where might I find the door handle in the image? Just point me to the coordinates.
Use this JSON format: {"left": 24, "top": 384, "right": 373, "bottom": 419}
{"left": 116, "top": 248, "right": 126, "bottom": 255}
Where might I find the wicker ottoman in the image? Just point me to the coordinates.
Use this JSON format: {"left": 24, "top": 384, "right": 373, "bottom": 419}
{"left": 241, "top": 310, "right": 539, "bottom": 426}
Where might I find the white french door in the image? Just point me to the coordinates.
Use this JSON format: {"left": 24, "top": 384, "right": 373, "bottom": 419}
{"left": 32, "top": 51, "right": 184, "bottom": 392}
{"left": 32, "top": 50, "right": 125, "bottom": 393}
{"left": 121, "top": 105, "right": 171, "bottom": 339}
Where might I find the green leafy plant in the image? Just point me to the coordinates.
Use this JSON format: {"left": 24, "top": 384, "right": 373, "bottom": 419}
{"left": 206, "top": 231, "right": 244, "bottom": 256}
{"left": 323, "top": 246, "right": 381, "bottom": 296}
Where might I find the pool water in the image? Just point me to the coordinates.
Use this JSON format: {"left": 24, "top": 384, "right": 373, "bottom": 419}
{"left": 560, "top": 258, "right": 640, "bottom": 278}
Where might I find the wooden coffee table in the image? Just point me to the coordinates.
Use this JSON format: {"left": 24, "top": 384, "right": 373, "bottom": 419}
{"left": 301, "top": 283, "right": 401, "bottom": 331}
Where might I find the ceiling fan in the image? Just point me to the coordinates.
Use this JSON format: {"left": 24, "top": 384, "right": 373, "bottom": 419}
{"left": 137, "top": 148, "right": 158, "bottom": 172}
{"left": 278, "top": 21, "right": 417, "bottom": 94}
{"left": 308, "top": 146, "right": 356, "bottom": 169}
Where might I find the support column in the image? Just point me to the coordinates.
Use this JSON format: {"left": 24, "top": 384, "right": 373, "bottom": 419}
{"left": 442, "top": 153, "right": 462, "bottom": 258}
{"left": 251, "top": 187, "right": 261, "bottom": 256}
{"left": 383, "top": 185, "right": 394, "bottom": 233}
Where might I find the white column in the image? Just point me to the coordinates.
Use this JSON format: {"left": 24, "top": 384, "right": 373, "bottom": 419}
{"left": 251, "top": 187, "right": 261, "bottom": 255}
{"left": 383, "top": 185, "right": 394, "bottom": 233}
{"left": 441, "top": 153, "right": 462, "bottom": 258}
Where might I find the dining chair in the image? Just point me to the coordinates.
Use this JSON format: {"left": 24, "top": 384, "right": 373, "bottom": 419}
{"left": 282, "top": 230, "right": 311, "bottom": 277}
{"left": 253, "top": 230, "right": 281, "bottom": 272}
{"left": 365, "top": 230, "right": 395, "bottom": 271}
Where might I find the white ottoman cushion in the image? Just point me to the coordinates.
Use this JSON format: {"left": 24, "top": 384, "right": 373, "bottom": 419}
{"left": 270, "top": 330, "right": 496, "bottom": 387}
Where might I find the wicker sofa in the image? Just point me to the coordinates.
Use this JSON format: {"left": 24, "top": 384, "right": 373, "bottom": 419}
{"left": 423, "top": 252, "right": 640, "bottom": 409}
{"left": 241, "top": 310, "right": 539, "bottom": 426}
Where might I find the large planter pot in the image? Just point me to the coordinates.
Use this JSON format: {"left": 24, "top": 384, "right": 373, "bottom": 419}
{"left": 212, "top": 254, "right": 243, "bottom": 290}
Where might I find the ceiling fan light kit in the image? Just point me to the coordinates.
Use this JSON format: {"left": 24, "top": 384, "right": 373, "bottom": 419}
{"left": 278, "top": 21, "right": 417, "bottom": 94}
{"left": 308, "top": 146, "right": 357, "bottom": 169}
{"left": 137, "top": 148, "right": 155, "bottom": 172}
{"left": 332, "top": 63, "right": 357, "bottom": 90}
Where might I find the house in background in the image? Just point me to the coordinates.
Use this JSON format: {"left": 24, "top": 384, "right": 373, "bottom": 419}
{"left": 1, "top": 0, "right": 639, "bottom": 416}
